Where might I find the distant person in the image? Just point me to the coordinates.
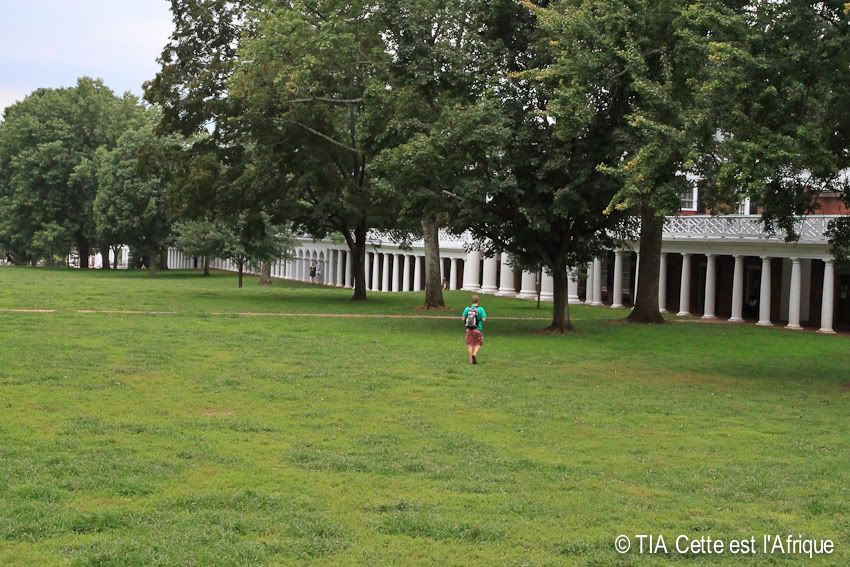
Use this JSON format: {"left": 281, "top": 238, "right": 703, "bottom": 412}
{"left": 316, "top": 262, "right": 323, "bottom": 284}
{"left": 462, "top": 294, "right": 487, "bottom": 365}
{"left": 309, "top": 262, "right": 317, "bottom": 283}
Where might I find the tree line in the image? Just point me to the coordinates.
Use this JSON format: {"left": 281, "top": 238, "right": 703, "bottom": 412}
{"left": 1, "top": 1, "right": 847, "bottom": 331}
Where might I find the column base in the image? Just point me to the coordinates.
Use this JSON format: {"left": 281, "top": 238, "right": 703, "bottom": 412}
{"left": 480, "top": 285, "right": 499, "bottom": 293}
{"left": 728, "top": 316, "right": 744, "bottom": 323}
{"left": 336, "top": 284, "right": 344, "bottom": 288}
{"left": 785, "top": 324, "right": 803, "bottom": 330}
{"left": 611, "top": 304, "right": 624, "bottom": 309}
{"left": 676, "top": 311, "right": 690, "bottom": 317}
{"left": 568, "top": 295, "right": 580, "bottom": 304}
{"left": 701, "top": 315, "right": 717, "bottom": 320}
{"left": 496, "top": 290, "right": 516, "bottom": 297}
{"left": 516, "top": 292, "right": 537, "bottom": 300}
{"left": 659, "top": 308, "right": 667, "bottom": 313}
{"left": 756, "top": 321, "right": 773, "bottom": 327}
{"left": 462, "top": 285, "right": 481, "bottom": 292}
{"left": 818, "top": 328, "right": 836, "bottom": 334}
{"left": 540, "top": 293, "right": 554, "bottom": 302}
{"left": 591, "top": 301, "right": 603, "bottom": 306}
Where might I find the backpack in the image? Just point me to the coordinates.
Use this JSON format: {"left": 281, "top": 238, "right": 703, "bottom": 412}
{"left": 465, "top": 306, "right": 479, "bottom": 330}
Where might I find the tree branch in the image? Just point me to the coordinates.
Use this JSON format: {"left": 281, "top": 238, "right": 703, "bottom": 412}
{"left": 275, "top": 118, "right": 362, "bottom": 155}
{"left": 283, "top": 96, "right": 364, "bottom": 105}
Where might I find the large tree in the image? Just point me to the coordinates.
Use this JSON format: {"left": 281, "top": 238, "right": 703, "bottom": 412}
{"left": 694, "top": 1, "right": 850, "bottom": 247}
{"left": 365, "top": 0, "right": 508, "bottom": 309}
{"left": 0, "top": 78, "right": 137, "bottom": 266}
{"left": 439, "top": 1, "right": 631, "bottom": 332}
{"left": 532, "top": 0, "right": 747, "bottom": 323}
{"left": 227, "top": 0, "right": 397, "bottom": 301}
{"left": 93, "top": 111, "right": 180, "bottom": 274}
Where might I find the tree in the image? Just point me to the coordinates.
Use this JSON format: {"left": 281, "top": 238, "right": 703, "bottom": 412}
{"left": 227, "top": 0, "right": 397, "bottom": 301}
{"left": 431, "top": 1, "right": 630, "bottom": 332}
{"left": 365, "top": 0, "right": 508, "bottom": 309}
{"left": 0, "top": 78, "right": 140, "bottom": 267}
{"left": 532, "top": 0, "right": 747, "bottom": 324}
{"left": 218, "top": 213, "right": 295, "bottom": 288}
{"left": 172, "top": 218, "right": 229, "bottom": 275}
{"left": 93, "top": 111, "right": 180, "bottom": 274}
{"left": 693, "top": 2, "right": 850, "bottom": 250}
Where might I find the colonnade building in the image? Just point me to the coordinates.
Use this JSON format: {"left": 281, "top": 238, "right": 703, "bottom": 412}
{"left": 202, "top": 212, "right": 848, "bottom": 335}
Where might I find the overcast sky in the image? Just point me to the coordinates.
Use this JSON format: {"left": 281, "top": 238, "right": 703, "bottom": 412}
{"left": 0, "top": 0, "right": 174, "bottom": 112}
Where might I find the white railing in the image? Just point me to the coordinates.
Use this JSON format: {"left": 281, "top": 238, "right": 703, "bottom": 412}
{"left": 664, "top": 215, "right": 840, "bottom": 243}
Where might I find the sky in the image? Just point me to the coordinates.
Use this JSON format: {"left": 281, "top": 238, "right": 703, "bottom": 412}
{"left": 0, "top": 0, "right": 174, "bottom": 112}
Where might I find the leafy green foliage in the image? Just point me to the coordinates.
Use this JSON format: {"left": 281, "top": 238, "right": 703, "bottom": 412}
{"left": 695, "top": 1, "right": 850, "bottom": 240}
{"left": 93, "top": 110, "right": 181, "bottom": 270}
{"left": 0, "top": 78, "right": 143, "bottom": 263}
{"left": 214, "top": 212, "right": 295, "bottom": 287}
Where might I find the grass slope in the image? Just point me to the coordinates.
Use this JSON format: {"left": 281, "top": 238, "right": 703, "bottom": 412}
{"left": 0, "top": 268, "right": 848, "bottom": 565}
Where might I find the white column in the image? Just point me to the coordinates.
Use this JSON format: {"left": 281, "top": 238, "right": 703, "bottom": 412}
{"left": 568, "top": 269, "right": 580, "bottom": 304}
{"left": 364, "top": 253, "right": 371, "bottom": 289}
{"left": 592, "top": 258, "right": 603, "bottom": 306}
{"left": 391, "top": 253, "right": 401, "bottom": 292}
{"left": 540, "top": 272, "right": 554, "bottom": 301}
{"left": 381, "top": 253, "right": 390, "bottom": 292}
{"left": 677, "top": 253, "right": 691, "bottom": 316}
{"left": 345, "top": 252, "right": 353, "bottom": 288}
{"left": 449, "top": 258, "right": 459, "bottom": 291}
{"left": 658, "top": 252, "right": 668, "bottom": 313}
{"left": 371, "top": 253, "right": 381, "bottom": 292}
{"left": 633, "top": 252, "right": 640, "bottom": 303}
{"left": 414, "top": 255, "right": 423, "bottom": 291}
{"left": 497, "top": 253, "right": 516, "bottom": 297}
{"left": 462, "top": 250, "right": 482, "bottom": 291}
{"left": 401, "top": 255, "right": 410, "bottom": 292}
{"left": 702, "top": 254, "right": 717, "bottom": 319}
{"left": 481, "top": 255, "right": 499, "bottom": 293}
{"left": 730, "top": 254, "right": 744, "bottom": 322}
{"left": 611, "top": 250, "right": 624, "bottom": 308}
{"left": 336, "top": 250, "right": 345, "bottom": 287}
{"left": 819, "top": 259, "right": 836, "bottom": 334}
{"left": 757, "top": 256, "right": 772, "bottom": 326}
{"left": 585, "top": 261, "right": 593, "bottom": 303}
{"left": 517, "top": 270, "right": 537, "bottom": 300}
{"left": 787, "top": 257, "right": 803, "bottom": 330}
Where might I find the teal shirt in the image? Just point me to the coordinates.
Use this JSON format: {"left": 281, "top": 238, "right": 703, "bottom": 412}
{"left": 462, "top": 305, "right": 487, "bottom": 331}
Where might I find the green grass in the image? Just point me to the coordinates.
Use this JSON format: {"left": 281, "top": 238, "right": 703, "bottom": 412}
{"left": 1, "top": 267, "right": 849, "bottom": 565}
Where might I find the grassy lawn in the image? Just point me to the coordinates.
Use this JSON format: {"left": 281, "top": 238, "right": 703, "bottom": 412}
{"left": 1, "top": 267, "right": 848, "bottom": 565}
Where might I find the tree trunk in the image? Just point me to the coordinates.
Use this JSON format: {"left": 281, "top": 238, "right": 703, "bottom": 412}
{"left": 422, "top": 215, "right": 445, "bottom": 309}
{"left": 627, "top": 209, "right": 665, "bottom": 324}
{"left": 237, "top": 259, "right": 244, "bottom": 288}
{"left": 259, "top": 261, "right": 272, "bottom": 286}
{"left": 348, "top": 225, "right": 368, "bottom": 301}
{"left": 203, "top": 255, "right": 210, "bottom": 276}
{"left": 148, "top": 247, "right": 158, "bottom": 276}
{"left": 99, "top": 242, "right": 111, "bottom": 269}
{"left": 159, "top": 248, "right": 168, "bottom": 271}
{"left": 78, "top": 239, "right": 90, "bottom": 270}
{"left": 548, "top": 262, "right": 573, "bottom": 333}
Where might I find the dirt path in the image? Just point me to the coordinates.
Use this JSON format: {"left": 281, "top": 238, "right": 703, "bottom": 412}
{"left": 0, "top": 307, "right": 550, "bottom": 320}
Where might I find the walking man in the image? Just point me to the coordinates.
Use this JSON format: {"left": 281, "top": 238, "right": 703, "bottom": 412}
{"left": 462, "top": 294, "right": 487, "bottom": 365}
